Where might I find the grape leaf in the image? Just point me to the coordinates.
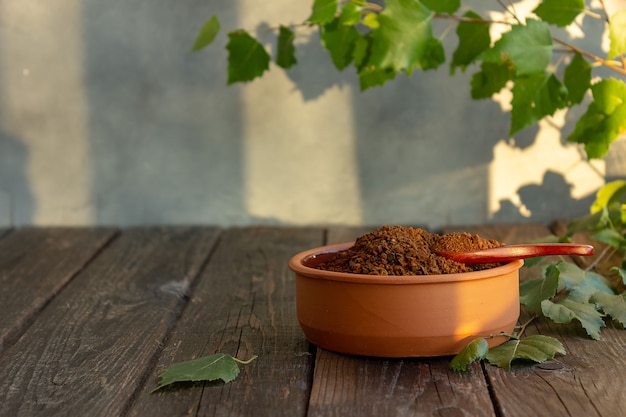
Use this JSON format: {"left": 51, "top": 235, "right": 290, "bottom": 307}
{"left": 152, "top": 353, "right": 257, "bottom": 392}
{"left": 533, "top": 0, "right": 585, "bottom": 27}
{"left": 421, "top": 0, "right": 460, "bottom": 14}
{"left": 519, "top": 263, "right": 560, "bottom": 315}
{"left": 608, "top": 10, "right": 626, "bottom": 59}
{"left": 359, "top": 66, "right": 396, "bottom": 90}
{"left": 554, "top": 261, "right": 614, "bottom": 302}
{"left": 308, "top": 0, "right": 338, "bottom": 25}
{"left": 321, "top": 18, "right": 360, "bottom": 70}
{"left": 591, "top": 292, "right": 626, "bottom": 327}
{"left": 226, "top": 31, "right": 270, "bottom": 84}
{"left": 450, "top": 338, "right": 489, "bottom": 372}
{"left": 366, "top": 0, "right": 435, "bottom": 74}
{"left": 422, "top": 38, "right": 445, "bottom": 71}
{"left": 510, "top": 71, "right": 567, "bottom": 135}
{"left": 339, "top": 2, "right": 362, "bottom": 26}
{"left": 541, "top": 298, "right": 605, "bottom": 340}
{"left": 276, "top": 26, "right": 297, "bottom": 69}
{"left": 485, "top": 335, "right": 565, "bottom": 370}
{"left": 470, "top": 62, "right": 515, "bottom": 99}
{"left": 362, "top": 12, "right": 379, "bottom": 29}
{"left": 193, "top": 15, "right": 221, "bottom": 51}
{"left": 451, "top": 11, "right": 491, "bottom": 73}
{"left": 563, "top": 53, "right": 591, "bottom": 105}
{"left": 481, "top": 18, "right": 552, "bottom": 76}
{"left": 568, "top": 78, "right": 626, "bottom": 158}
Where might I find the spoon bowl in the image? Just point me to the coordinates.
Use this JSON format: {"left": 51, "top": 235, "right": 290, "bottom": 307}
{"left": 435, "top": 243, "right": 594, "bottom": 264}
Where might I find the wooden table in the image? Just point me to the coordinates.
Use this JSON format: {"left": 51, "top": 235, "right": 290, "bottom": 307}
{"left": 0, "top": 224, "right": 625, "bottom": 417}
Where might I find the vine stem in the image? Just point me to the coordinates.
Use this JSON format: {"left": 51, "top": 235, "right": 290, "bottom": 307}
{"left": 585, "top": 245, "right": 617, "bottom": 271}
{"left": 552, "top": 35, "right": 626, "bottom": 76}
{"left": 233, "top": 355, "right": 258, "bottom": 365}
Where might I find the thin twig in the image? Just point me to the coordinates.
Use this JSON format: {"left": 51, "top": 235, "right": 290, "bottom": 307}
{"left": 517, "top": 316, "right": 537, "bottom": 338}
{"left": 585, "top": 245, "right": 617, "bottom": 271}
{"left": 552, "top": 36, "right": 626, "bottom": 76}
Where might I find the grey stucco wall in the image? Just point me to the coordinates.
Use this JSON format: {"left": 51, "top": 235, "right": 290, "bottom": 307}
{"left": 0, "top": 0, "right": 618, "bottom": 227}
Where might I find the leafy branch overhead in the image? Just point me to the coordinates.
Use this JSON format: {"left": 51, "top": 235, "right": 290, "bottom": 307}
{"left": 194, "top": 0, "right": 626, "bottom": 159}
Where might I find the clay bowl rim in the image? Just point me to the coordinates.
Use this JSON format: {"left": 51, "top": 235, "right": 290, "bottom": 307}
{"left": 289, "top": 242, "right": 524, "bottom": 285}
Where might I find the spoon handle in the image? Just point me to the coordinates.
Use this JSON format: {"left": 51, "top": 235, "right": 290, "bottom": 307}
{"left": 437, "top": 243, "right": 594, "bottom": 264}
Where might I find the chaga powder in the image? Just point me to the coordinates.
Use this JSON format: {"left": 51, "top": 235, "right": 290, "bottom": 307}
{"left": 316, "top": 225, "right": 504, "bottom": 276}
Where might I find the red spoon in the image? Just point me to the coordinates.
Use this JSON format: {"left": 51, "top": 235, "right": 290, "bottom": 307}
{"left": 435, "top": 243, "right": 594, "bottom": 264}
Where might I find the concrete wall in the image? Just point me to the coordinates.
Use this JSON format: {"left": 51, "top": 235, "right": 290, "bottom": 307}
{"left": 0, "top": 0, "right": 617, "bottom": 228}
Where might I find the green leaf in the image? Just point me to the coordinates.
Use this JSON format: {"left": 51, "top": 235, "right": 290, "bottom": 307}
{"left": 152, "top": 353, "right": 257, "bottom": 392}
{"left": 611, "top": 266, "right": 626, "bottom": 285}
{"left": 519, "top": 263, "right": 560, "bottom": 315}
{"left": 556, "top": 262, "right": 614, "bottom": 302}
{"left": 308, "top": 0, "right": 338, "bottom": 25}
{"left": 450, "top": 338, "right": 489, "bottom": 372}
{"left": 366, "top": 0, "right": 435, "bottom": 74}
{"left": 422, "top": 38, "right": 445, "bottom": 70}
{"left": 533, "top": 0, "right": 585, "bottom": 27}
{"left": 353, "top": 36, "right": 370, "bottom": 68}
{"left": 226, "top": 31, "right": 270, "bottom": 84}
{"left": 276, "top": 26, "right": 297, "bottom": 69}
{"left": 470, "top": 62, "right": 515, "bottom": 99}
{"left": 485, "top": 335, "right": 565, "bottom": 370}
{"left": 591, "top": 292, "right": 626, "bottom": 327}
{"left": 591, "top": 180, "right": 626, "bottom": 213}
{"left": 563, "top": 53, "right": 591, "bottom": 105}
{"left": 362, "top": 12, "right": 379, "bottom": 29}
{"left": 193, "top": 15, "right": 221, "bottom": 51}
{"left": 339, "top": 2, "right": 362, "bottom": 26}
{"left": 481, "top": 18, "right": 553, "bottom": 76}
{"left": 421, "top": 0, "right": 460, "bottom": 14}
{"left": 321, "top": 18, "right": 360, "bottom": 70}
{"left": 608, "top": 10, "right": 626, "bottom": 59}
{"left": 451, "top": 11, "right": 491, "bottom": 73}
{"left": 591, "top": 227, "right": 625, "bottom": 249}
{"left": 541, "top": 298, "right": 605, "bottom": 339}
{"left": 510, "top": 71, "right": 567, "bottom": 135}
{"left": 359, "top": 66, "right": 396, "bottom": 90}
{"left": 567, "top": 78, "right": 626, "bottom": 158}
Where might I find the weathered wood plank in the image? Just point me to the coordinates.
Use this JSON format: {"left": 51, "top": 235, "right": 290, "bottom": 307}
{"left": 306, "top": 226, "right": 496, "bottom": 417}
{"left": 0, "top": 228, "right": 117, "bottom": 351}
{"left": 0, "top": 227, "right": 220, "bottom": 417}
{"left": 449, "top": 224, "right": 626, "bottom": 417}
{"left": 128, "top": 227, "right": 323, "bottom": 417}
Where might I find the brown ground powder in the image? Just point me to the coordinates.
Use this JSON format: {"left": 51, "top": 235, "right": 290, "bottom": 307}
{"left": 317, "top": 225, "right": 504, "bottom": 275}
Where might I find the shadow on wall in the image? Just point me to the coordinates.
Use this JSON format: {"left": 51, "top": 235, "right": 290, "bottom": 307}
{"left": 0, "top": 132, "right": 34, "bottom": 225}
{"left": 82, "top": 0, "right": 249, "bottom": 225}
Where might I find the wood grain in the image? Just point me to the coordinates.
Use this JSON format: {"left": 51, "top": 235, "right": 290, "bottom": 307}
{"left": 448, "top": 224, "right": 626, "bottom": 417}
{"left": 0, "top": 227, "right": 220, "bottom": 417}
{"left": 306, "top": 226, "right": 497, "bottom": 417}
{"left": 128, "top": 227, "right": 323, "bottom": 417}
{"left": 0, "top": 228, "right": 116, "bottom": 351}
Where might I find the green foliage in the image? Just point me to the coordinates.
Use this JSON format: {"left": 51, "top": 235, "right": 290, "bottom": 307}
{"left": 519, "top": 262, "right": 560, "bottom": 314}
{"left": 192, "top": 15, "right": 220, "bottom": 51}
{"left": 194, "top": 1, "right": 626, "bottom": 159}
{"left": 542, "top": 298, "right": 606, "bottom": 340}
{"left": 152, "top": 353, "right": 257, "bottom": 392}
{"left": 484, "top": 335, "right": 565, "bottom": 370}
{"left": 450, "top": 338, "right": 489, "bottom": 371}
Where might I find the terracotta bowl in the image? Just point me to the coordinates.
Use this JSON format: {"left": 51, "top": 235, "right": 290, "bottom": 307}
{"left": 289, "top": 242, "right": 523, "bottom": 357}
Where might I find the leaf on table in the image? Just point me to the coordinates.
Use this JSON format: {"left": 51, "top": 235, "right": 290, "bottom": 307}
{"left": 533, "top": 0, "right": 585, "bottom": 27}
{"left": 485, "top": 335, "right": 565, "bottom": 370}
{"left": 152, "top": 353, "right": 257, "bottom": 392}
{"left": 567, "top": 78, "right": 626, "bottom": 159}
{"left": 481, "top": 18, "right": 552, "bottom": 76}
{"left": 520, "top": 263, "right": 560, "bottom": 315}
{"left": 366, "top": 0, "right": 435, "bottom": 74}
{"left": 608, "top": 10, "right": 626, "bottom": 59}
{"left": 563, "top": 53, "right": 591, "bottom": 105}
{"left": 226, "top": 31, "right": 270, "bottom": 84}
{"left": 470, "top": 61, "right": 515, "bottom": 99}
{"left": 276, "top": 26, "right": 297, "bottom": 69}
{"left": 510, "top": 71, "right": 567, "bottom": 135}
{"left": 555, "top": 258, "right": 615, "bottom": 300}
{"left": 541, "top": 298, "right": 605, "bottom": 340}
{"left": 611, "top": 266, "right": 626, "bottom": 286}
{"left": 321, "top": 18, "right": 360, "bottom": 70}
{"left": 421, "top": 0, "right": 460, "bottom": 14}
{"left": 591, "top": 291, "right": 626, "bottom": 327}
{"left": 450, "top": 338, "right": 489, "bottom": 372}
{"left": 451, "top": 11, "right": 491, "bottom": 73}
{"left": 308, "top": 0, "right": 338, "bottom": 25}
{"left": 193, "top": 15, "right": 221, "bottom": 51}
